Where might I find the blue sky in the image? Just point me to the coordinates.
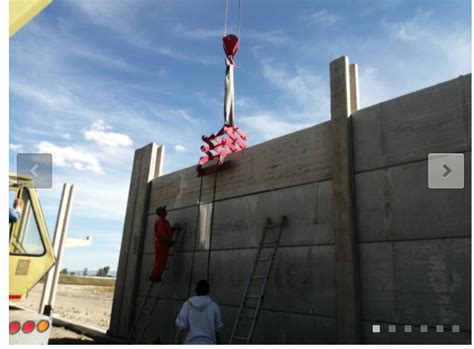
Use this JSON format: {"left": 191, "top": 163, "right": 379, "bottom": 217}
{"left": 9, "top": 0, "right": 471, "bottom": 271}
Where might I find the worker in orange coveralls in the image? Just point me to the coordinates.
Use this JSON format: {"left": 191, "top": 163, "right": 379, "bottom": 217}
{"left": 149, "top": 206, "right": 181, "bottom": 282}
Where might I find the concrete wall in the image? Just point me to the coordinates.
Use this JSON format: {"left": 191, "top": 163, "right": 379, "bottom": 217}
{"left": 353, "top": 73, "right": 471, "bottom": 344}
{"left": 110, "top": 70, "right": 471, "bottom": 344}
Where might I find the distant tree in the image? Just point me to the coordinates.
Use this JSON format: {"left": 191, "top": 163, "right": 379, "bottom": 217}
{"left": 96, "top": 266, "right": 110, "bottom": 277}
{"left": 83, "top": 268, "right": 88, "bottom": 276}
{"left": 60, "top": 268, "right": 68, "bottom": 275}
{"left": 70, "top": 271, "right": 76, "bottom": 275}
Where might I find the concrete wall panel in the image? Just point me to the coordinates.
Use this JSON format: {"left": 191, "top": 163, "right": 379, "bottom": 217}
{"left": 242, "top": 307, "right": 337, "bottom": 344}
{"left": 214, "top": 121, "right": 333, "bottom": 200}
{"left": 353, "top": 75, "right": 471, "bottom": 172}
{"left": 356, "top": 153, "right": 471, "bottom": 242}
{"left": 148, "top": 167, "right": 216, "bottom": 212}
{"left": 221, "top": 304, "right": 337, "bottom": 344}
{"left": 209, "top": 246, "right": 335, "bottom": 316}
{"left": 211, "top": 181, "right": 334, "bottom": 250}
{"left": 359, "top": 238, "right": 471, "bottom": 328}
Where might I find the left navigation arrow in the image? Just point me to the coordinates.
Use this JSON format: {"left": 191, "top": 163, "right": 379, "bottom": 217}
{"left": 30, "top": 164, "right": 39, "bottom": 178}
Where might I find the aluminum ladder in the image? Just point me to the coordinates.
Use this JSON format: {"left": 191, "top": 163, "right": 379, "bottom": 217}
{"left": 229, "top": 216, "right": 287, "bottom": 344}
{"left": 128, "top": 223, "right": 186, "bottom": 344}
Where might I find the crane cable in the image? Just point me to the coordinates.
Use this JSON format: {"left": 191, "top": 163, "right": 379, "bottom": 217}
{"left": 224, "top": 0, "right": 242, "bottom": 36}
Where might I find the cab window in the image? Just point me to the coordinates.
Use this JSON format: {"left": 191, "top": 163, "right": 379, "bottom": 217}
{"left": 10, "top": 189, "right": 45, "bottom": 256}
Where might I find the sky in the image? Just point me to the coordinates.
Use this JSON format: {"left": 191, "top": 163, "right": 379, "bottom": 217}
{"left": 8, "top": 0, "right": 471, "bottom": 272}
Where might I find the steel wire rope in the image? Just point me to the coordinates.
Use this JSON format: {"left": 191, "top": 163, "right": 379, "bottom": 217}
{"left": 187, "top": 176, "right": 204, "bottom": 298}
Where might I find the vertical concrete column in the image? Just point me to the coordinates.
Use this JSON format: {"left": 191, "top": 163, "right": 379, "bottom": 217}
{"left": 349, "top": 64, "right": 359, "bottom": 113}
{"left": 109, "top": 143, "right": 164, "bottom": 338}
{"left": 330, "top": 56, "right": 361, "bottom": 343}
{"left": 40, "top": 183, "right": 75, "bottom": 316}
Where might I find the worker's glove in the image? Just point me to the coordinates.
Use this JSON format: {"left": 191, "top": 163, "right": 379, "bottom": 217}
{"left": 173, "top": 223, "right": 182, "bottom": 232}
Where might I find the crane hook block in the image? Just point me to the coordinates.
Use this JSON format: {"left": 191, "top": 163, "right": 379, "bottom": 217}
{"left": 223, "top": 34, "right": 240, "bottom": 64}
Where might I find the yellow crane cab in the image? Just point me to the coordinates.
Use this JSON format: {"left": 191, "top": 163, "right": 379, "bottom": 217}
{"left": 9, "top": 173, "right": 56, "bottom": 344}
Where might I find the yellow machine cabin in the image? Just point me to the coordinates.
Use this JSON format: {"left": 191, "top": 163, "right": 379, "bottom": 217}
{"left": 9, "top": 173, "right": 56, "bottom": 300}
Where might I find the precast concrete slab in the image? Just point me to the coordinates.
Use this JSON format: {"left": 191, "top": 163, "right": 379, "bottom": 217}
{"left": 209, "top": 245, "right": 335, "bottom": 316}
{"left": 352, "top": 75, "right": 471, "bottom": 173}
{"left": 356, "top": 152, "right": 471, "bottom": 242}
{"left": 359, "top": 238, "right": 471, "bottom": 327}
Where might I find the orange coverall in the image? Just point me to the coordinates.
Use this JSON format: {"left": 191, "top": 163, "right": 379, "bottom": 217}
{"left": 149, "top": 216, "right": 173, "bottom": 281}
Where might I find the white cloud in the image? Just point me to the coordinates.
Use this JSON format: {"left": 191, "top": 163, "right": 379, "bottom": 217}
{"left": 147, "top": 105, "right": 198, "bottom": 124}
{"left": 132, "top": 36, "right": 220, "bottom": 65}
{"left": 38, "top": 170, "right": 130, "bottom": 223}
{"left": 245, "top": 29, "right": 289, "bottom": 46}
{"left": 172, "top": 23, "right": 221, "bottom": 39}
{"left": 383, "top": 10, "right": 470, "bottom": 71}
{"left": 172, "top": 23, "right": 289, "bottom": 46}
{"left": 10, "top": 81, "right": 74, "bottom": 110}
{"left": 302, "top": 10, "right": 338, "bottom": 26}
{"left": 70, "top": 0, "right": 138, "bottom": 32}
{"left": 261, "top": 60, "right": 329, "bottom": 121}
{"left": 69, "top": 3, "right": 219, "bottom": 65}
{"left": 61, "top": 133, "right": 71, "bottom": 140}
{"left": 70, "top": 47, "right": 136, "bottom": 72}
{"left": 240, "top": 114, "right": 313, "bottom": 143}
{"left": 385, "top": 10, "right": 433, "bottom": 42}
{"left": 358, "top": 65, "right": 393, "bottom": 107}
{"left": 36, "top": 141, "right": 103, "bottom": 174}
{"left": 174, "top": 145, "right": 187, "bottom": 152}
{"left": 9, "top": 144, "right": 23, "bottom": 152}
{"left": 355, "top": 10, "right": 471, "bottom": 108}
{"left": 197, "top": 92, "right": 221, "bottom": 108}
{"left": 83, "top": 120, "right": 133, "bottom": 147}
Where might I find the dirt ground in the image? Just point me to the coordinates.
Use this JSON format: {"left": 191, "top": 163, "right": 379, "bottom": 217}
{"left": 17, "top": 283, "right": 113, "bottom": 332}
{"left": 48, "top": 326, "right": 95, "bottom": 344}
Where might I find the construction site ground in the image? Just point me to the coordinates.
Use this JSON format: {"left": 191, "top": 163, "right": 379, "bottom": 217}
{"left": 17, "top": 283, "right": 113, "bottom": 334}
{"left": 48, "top": 326, "right": 95, "bottom": 344}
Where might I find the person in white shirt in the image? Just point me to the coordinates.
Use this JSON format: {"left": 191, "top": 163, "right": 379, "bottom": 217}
{"left": 175, "top": 280, "right": 223, "bottom": 344}
{"left": 9, "top": 198, "right": 23, "bottom": 224}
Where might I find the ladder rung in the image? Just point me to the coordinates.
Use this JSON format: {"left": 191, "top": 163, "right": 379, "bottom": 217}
{"left": 233, "top": 336, "right": 249, "bottom": 341}
{"left": 266, "top": 224, "right": 281, "bottom": 229}
{"left": 251, "top": 275, "right": 266, "bottom": 279}
{"left": 246, "top": 294, "right": 261, "bottom": 299}
{"left": 257, "top": 257, "right": 272, "bottom": 261}
{"left": 261, "top": 241, "right": 276, "bottom": 246}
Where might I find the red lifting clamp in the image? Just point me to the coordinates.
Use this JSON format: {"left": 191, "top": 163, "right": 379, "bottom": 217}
{"left": 198, "top": 125, "right": 248, "bottom": 166}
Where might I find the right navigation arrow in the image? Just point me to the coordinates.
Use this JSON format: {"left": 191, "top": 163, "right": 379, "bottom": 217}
{"left": 442, "top": 164, "right": 452, "bottom": 178}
